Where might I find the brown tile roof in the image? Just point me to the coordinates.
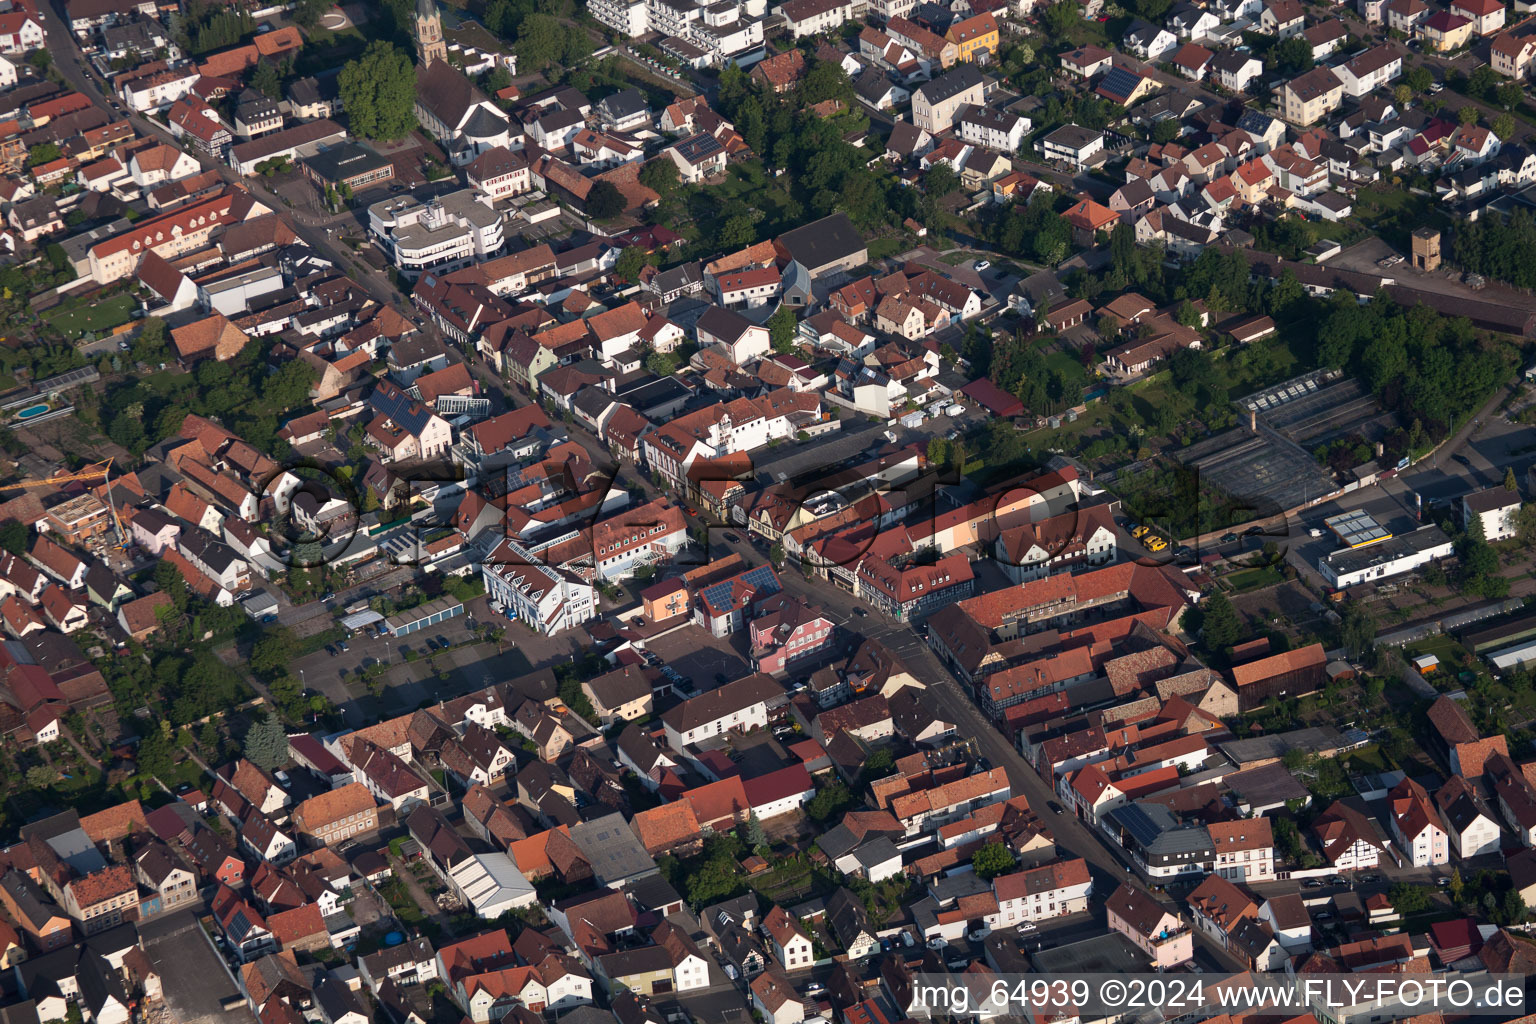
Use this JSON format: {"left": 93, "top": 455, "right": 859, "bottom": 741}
{"left": 268, "top": 902, "right": 326, "bottom": 945}
{"left": 1106, "top": 881, "right": 1177, "bottom": 936}
{"left": 171, "top": 313, "right": 249, "bottom": 362}
{"left": 1456, "top": 735, "right": 1509, "bottom": 777}
{"left": 80, "top": 800, "right": 147, "bottom": 843}
{"left": 1427, "top": 695, "right": 1479, "bottom": 746}
{"left": 630, "top": 801, "right": 702, "bottom": 855}
{"left": 293, "top": 782, "right": 375, "bottom": 832}
{"left": 67, "top": 863, "right": 134, "bottom": 907}
{"left": 1230, "top": 643, "right": 1327, "bottom": 688}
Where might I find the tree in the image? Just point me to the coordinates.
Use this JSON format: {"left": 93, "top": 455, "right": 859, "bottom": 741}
{"left": 482, "top": 65, "right": 512, "bottom": 95}
{"left": 1274, "top": 35, "right": 1314, "bottom": 73}
{"left": 516, "top": 14, "right": 568, "bottom": 70}
{"left": 1404, "top": 65, "right": 1434, "bottom": 93}
{"left": 585, "top": 180, "right": 625, "bottom": 220}
{"left": 243, "top": 712, "right": 288, "bottom": 771}
{"left": 1517, "top": 503, "right": 1536, "bottom": 546}
{"left": 1042, "top": 1, "right": 1077, "bottom": 36}
{"left": 1202, "top": 590, "right": 1242, "bottom": 651}
{"left": 768, "top": 305, "right": 797, "bottom": 353}
{"left": 640, "top": 158, "right": 679, "bottom": 198}
{"left": 24, "top": 765, "right": 53, "bottom": 788}
{"left": 1498, "top": 82, "right": 1526, "bottom": 111}
{"left": 1340, "top": 601, "right": 1376, "bottom": 659}
{"left": 136, "top": 725, "right": 175, "bottom": 781}
{"left": 1151, "top": 118, "right": 1181, "bottom": 144}
{"left": 154, "top": 559, "right": 189, "bottom": 613}
{"left": 1449, "top": 867, "right": 1465, "bottom": 905}
{"left": 806, "top": 781, "right": 854, "bottom": 821}
{"left": 251, "top": 59, "right": 282, "bottom": 100}
{"left": 718, "top": 214, "right": 756, "bottom": 248}
{"left": 1507, "top": 466, "right": 1519, "bottom": 491}
{"left": 1393, "top": 84, "right": 1412, "bottom": 107}
{"left": 292, "top": 0, "right": 332, "bottom": 28}
{"left": 1459, "top": 104, "right": 1482, "bottom": 127}
{"left": 25, "top": 142, "right": 61, "bottom": 168}
{"left": 615, "top": 246, "right": 649, "bottom": 283}
{"left": 745, "top": 812, "right": 768, "bottom": 851}
{"left": 250, "top": 628, "right": 299, "bottom": 679}
{"left": 338, "top": 41, "right": 418, "bottom": 141}
{"left": 0, "top": 520, "right": 26, "bottom": 557}
{"left": 972, "top": 841, "right": 1016, "bottom": 880}
{"left": 860, "top": 747, "right": 896, "bottom": 785}
{"left": 1495, "top": 112, "right": 1518, "bottom": 141}
{"left": 1388, "top": 883, "right": 1432, "bottom": 915}
{"left": 925, "top": 162, "right": 959, "bottom": 197}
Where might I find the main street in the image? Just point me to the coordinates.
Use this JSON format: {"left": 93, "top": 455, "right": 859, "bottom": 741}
{"left": 460, "top": 338, "right": 1251, "bottom": 970}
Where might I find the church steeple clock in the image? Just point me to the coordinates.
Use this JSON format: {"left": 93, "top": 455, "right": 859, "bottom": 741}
{"left": 415, "top": 0, "right": 448, "bottom": 65}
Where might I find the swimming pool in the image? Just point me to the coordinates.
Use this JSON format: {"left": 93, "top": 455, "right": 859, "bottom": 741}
{"left": 15, "top": 404, "right": 49, "bottom": 420}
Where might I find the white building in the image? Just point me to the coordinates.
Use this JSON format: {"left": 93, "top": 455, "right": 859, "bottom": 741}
{"left": 1040, "top": 124, "right": 1105, "bottom": 169}
{"left": 1437, "top": 777, "right": 1502, "bottom": 859}
{"left": 482, "top": 538, "right": 599, "bottom": 636}
{"left": 1463, "top": 486, "right": 1520, "bottom": 541}
{"left": 1209, "top": 818, "right": 1276, "bottom": 882}
{"left": 1334, "top": 44, "right": 1403, "bottom": 97}
{"left": 988, "top": 859, "right": 1092, "bottom": 927}
{"left": 1389, "top": 778, "right": 1449, "bottom": 867}
{"left": 368, "top": 190, "right": 505, "bottom": 277}
{"left": 645, "top": 0, "right": 765, "bottom": 62}
{"left": 661, "top": 674, "right": 780, "bottom": 751}
{"left": 589, "top": 0, "right": 650, "bottom": 35}
{"left": 774, "top": 0, "right": 854, "bottom": 38}
{"left": 958, "top": 106, "right": 1030, "bottom": 153}
{"left": 1319, "top": 524, "right": 1453, "bottom": 589}
{"left": 448, "top": 853, "right": 538, "bottom": 918}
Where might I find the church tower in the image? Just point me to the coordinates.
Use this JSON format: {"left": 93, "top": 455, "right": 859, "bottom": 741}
{"left": 414, "top": 0, "right": 447, "bottom": 65}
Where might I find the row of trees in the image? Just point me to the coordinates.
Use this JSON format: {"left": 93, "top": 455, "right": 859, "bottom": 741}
{"left": 1454, "top": 210, "right": 1536, "bottom": 291}
{"left": 1315, "top": 291, "right": 1514, "bottom": 441}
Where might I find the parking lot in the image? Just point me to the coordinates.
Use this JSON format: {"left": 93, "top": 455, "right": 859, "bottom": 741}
{"left": 300, "top": 594, "right": 595, "bottom": 725}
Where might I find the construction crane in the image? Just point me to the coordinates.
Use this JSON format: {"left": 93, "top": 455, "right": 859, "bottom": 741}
{"left": 0, "top": 459, "right": 127, "bottom": 547}
{"left": 2, "top": 459, "right": 115, "bottom": 490}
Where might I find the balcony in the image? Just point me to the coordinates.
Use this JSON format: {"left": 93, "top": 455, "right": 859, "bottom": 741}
{"left": 1147, "top": 926, "right": 1192, "bottom": 947}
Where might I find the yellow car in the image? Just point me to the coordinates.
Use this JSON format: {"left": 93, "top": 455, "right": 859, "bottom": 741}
{"left": 1146, "top": 537, "right": 1169, "bottom": 552}
{"left": 1131, "top": 525, "right": 1151, "bottom": 539}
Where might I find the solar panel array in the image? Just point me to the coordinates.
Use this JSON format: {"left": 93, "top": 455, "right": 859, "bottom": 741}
{"left": 370, "top": 382, "right": 435, "bottom": 436}
{"left": 699, "top": 565, "right": 780, "bottom": 611}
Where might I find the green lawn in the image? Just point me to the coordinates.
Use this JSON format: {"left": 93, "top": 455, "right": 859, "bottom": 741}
{"left": 42, "top": 293, "right": 136, "bottom": 339}
{"left": 1352, "top": 187, "right": 1454, "bottom": 253}
{"left": 1404, "top": 633, "right": 1468, "bottom": 669}
{"left": 1224, "top": 565, "right": 1284, "bottom": 593}
{"left": 867, "top": 235, "right": 908, "bottom": 261}
{"left": 293, "top": 26, "right": 370, "bottom": 75}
